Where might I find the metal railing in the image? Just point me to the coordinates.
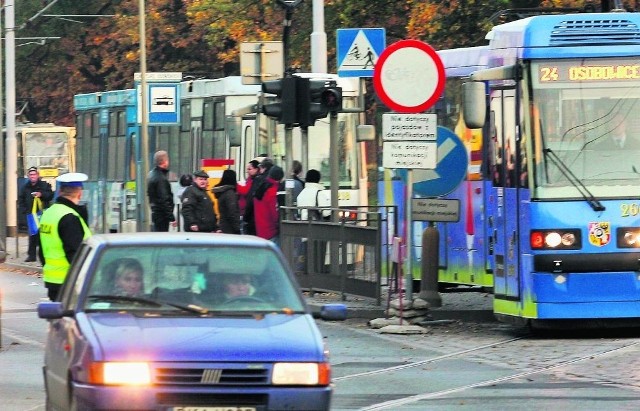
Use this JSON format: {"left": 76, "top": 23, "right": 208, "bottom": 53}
{"left": 279, "top": 205, "right": 397, "bottom": 304}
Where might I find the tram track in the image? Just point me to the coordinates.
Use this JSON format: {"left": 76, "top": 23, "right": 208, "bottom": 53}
{"left": 358, "top": 338, "right": 640, "bottom": 410}
{"left": 322, "top": 320, "right": 640, "bottom": 410}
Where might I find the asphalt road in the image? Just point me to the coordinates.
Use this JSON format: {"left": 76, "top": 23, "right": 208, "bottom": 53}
{"left": 3, "top": 265, "right": 640, "bottom": 411}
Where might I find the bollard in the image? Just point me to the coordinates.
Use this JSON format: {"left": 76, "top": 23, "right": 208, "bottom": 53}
{"left": 419, "top": 223, "right": 442, "bottom": 307}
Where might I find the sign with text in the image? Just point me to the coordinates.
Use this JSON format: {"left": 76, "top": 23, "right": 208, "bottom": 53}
{"left": 382, "top": 113, "right": 437, "bottom": 141}
{"left": 411, "top": 198, "right": 460, "bottom": 222}
{"left": 382, "top": 141, "right": 437, "bottom": 169}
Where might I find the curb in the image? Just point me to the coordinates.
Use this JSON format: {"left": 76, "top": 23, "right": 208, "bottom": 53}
{"left": 1, "top": 262, "right": 42, "bottom": 274}
{"left": 307, "top": 301, "right": 495, "bottom": 323}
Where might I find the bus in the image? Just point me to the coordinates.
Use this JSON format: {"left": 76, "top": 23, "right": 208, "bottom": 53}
{"left": 74, "top": 74, "right": 369, "bottom": 233}
{"left": 383, "top": 10, "right": 640, "bottom": 327}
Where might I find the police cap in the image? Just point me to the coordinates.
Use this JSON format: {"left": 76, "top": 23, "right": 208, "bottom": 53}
{"left": 56, "top": 172, "right": 88, "bottom": 188}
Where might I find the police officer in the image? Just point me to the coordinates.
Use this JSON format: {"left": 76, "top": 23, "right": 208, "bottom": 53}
{"left": 181, "top": 170, "right": 220, "bottom": 233}
{"left": 39, "top": 173, "right": 92, "bottom": 300}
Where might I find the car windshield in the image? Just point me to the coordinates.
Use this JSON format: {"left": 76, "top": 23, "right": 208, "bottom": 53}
{"left": 82, "top": 245, "right": 306, "bottom": 314}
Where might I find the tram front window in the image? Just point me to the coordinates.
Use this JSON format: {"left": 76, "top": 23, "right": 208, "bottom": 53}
{"left": 530, "top": 58, "right": 640, "bottom": 199}
{"left": 23, "top": 131, "right": 70, "bottom": 174}
{"left": 306, "top": 110, "right": 358, "bottom": 191}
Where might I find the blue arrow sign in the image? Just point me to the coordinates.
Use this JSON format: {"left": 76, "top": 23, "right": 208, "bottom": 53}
{"left": 399, "top": 126, "right": 468, "bottom": 197}
{"left": 337, "top": 28, "right": 386, "bottom": 78}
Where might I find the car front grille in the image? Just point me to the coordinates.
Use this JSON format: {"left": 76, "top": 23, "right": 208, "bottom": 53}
{"left": 155, "top": 367, "right": 270, "bottom": 385}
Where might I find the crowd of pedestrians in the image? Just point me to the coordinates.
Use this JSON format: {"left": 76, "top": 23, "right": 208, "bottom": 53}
{"left": 142, "top": 150, "right": 327, "bottom": 247}
{"left": 26, "top": 149, "right": 329, "bottom": 301}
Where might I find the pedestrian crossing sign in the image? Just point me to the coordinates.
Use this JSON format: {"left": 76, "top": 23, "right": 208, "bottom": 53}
{"left": 337, "top": 28, "right": 386, "bottom": 78}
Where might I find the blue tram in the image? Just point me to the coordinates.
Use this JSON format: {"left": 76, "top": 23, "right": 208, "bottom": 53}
{"left": 385, "top": 11, "right": 640, "bottom": 327}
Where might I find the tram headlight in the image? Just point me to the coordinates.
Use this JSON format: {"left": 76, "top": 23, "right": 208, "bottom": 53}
{"left": 617, "top": 227, "right": 640, "bottom": 248}
{"left": 530, "top": 229, "right": 581, "bottom": 250}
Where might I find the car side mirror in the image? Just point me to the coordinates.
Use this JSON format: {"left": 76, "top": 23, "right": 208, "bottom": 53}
{"left": 37, "top": 302, "right": 70, "bottom": 319}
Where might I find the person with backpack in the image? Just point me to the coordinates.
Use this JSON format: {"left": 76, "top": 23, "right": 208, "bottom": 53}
{"left": 296, "top": 169, "right": 330, "bottom": 221}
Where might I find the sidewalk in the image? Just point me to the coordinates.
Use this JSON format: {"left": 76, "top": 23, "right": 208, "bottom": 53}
{"left": 0, "top": 235, "right": 495, "bottom": 322}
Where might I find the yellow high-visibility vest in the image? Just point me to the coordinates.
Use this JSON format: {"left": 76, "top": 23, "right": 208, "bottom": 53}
{"left": 40, "top": 203, "right": 91, "bottom": 284}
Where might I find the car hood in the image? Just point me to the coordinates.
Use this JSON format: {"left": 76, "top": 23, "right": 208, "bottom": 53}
{"left": 80, "top": 312, "right": 324, "bottom": 363}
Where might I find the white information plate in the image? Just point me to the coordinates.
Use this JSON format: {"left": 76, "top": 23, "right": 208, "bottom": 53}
{"left": 411, "top": 198, "right": 460, "bottom": 222}
{"left": 382, "top": 141, "right": 437, "bottom": 169}
{"left": 382, "top": 113, "right": 437, "bottom": 141}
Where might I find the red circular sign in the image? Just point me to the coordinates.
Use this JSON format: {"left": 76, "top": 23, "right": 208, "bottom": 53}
{"left": 373, "top": 40, "right": 445, "bottom": 113}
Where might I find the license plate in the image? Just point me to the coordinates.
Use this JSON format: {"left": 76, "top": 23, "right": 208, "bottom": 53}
{"left": 171, "top": 407, "right": 257, "bottom": 411}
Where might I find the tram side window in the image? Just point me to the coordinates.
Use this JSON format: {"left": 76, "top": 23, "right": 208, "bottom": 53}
{"left": 157, "top": 126, "right": 170, "bottom": 157}
{"left": 109, "top": 110, "right": 126, "bottom": 181}
{"left": 91, "top": 113, "right": 100, "bottom": 137}
{"left": 180, "top": 103, "right": 190, "bottom": 132}
{"left": 203, "top": 100, "right": 214, "bottom": 130}
{"left": 489, "top": 111, "right": 504, "bottom": 187}
{"left": 109, "top": 112, "right": 118, "bottom": 137}
{"left": 214, "top": 102, "right": 225, "bottom": 131}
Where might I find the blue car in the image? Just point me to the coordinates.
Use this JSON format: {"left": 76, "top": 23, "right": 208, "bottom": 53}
{"left": 38, "top": 233, "right": 346, "bottom": 411}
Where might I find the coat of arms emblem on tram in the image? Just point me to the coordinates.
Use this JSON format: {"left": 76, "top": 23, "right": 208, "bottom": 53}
{"left": 588, "top": 222, "right": 611, "bottom": 247}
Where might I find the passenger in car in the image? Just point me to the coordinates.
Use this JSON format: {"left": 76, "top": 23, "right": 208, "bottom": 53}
{"left": 222, "top": 274, "right": 255, "bottom": 299}
{"left": 112, "top": 258, "right": 144, "bottom": 297}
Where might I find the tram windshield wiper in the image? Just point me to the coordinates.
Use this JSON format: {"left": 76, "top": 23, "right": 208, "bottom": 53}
{"left": 543, "top": 148, "right": 605, "bottom": 212}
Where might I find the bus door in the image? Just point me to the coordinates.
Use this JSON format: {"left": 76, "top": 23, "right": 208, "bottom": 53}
{"left": 489, "top": 88, "right": 520, "bottom": 300}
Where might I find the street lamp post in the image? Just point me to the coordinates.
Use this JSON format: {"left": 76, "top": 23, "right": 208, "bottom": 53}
{"left": 138, "top": 0, "right": 150, "bottom": 232}
{"left": 5, "top": 0, "right": 17, "bottom": 237}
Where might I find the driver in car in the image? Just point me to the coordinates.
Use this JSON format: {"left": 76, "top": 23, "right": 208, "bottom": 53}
{"left": 112, "top": 259, "right": 144, "bottom": 297}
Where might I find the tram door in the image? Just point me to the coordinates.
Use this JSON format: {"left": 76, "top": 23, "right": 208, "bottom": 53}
{"left": 489, "top": 89, "right": 520, "bottom": 300}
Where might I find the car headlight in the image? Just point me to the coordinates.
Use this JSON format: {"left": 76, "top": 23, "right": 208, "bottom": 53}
{"left": 272, "top": 362, "right": 330, "bottom": 386}
{"left": 89, "top": 362, "right": 151, "bottom": 385}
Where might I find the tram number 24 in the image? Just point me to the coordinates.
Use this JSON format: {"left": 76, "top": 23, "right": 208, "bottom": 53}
{"left": 621, "top": 203, "right": 640, "bottom": 217}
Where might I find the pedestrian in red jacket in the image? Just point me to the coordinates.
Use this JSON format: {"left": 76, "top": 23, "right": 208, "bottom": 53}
{"left": 253, "top": 165, "right": 284, "bottom": 244}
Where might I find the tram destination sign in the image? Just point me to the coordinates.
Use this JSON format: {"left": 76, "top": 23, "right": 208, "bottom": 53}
{"left": 382, "top": 113, "right": 437, "bottom": 141}
{"left": 536, "top": 59, "right": 640, "bottom": 84}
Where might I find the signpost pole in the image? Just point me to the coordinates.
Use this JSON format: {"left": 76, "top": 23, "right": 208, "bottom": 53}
{"left": 405, "top": 169, "right": 413, "bottom": 301}
{"left": 329, "top": 112, "right": 340, "bottom": 276}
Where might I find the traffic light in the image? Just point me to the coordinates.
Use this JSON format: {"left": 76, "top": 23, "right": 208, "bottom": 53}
{"left": 262, "top": 77, "right": 297, "bottom": 125}
{"left": 298, "top": 78, "right": 342, "bottom": 128}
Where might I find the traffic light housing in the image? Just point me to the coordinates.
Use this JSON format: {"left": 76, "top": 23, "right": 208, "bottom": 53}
{"left": 298, "top": 78, "right": 342, "bottom": 128}
{"left": 262, "top": 76, "right": 342, "bottom": 127}
{"left": 262, "top": 77, "right": 297, "bottom": 125}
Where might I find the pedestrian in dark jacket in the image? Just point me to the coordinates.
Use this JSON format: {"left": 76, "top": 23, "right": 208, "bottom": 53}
{"left": 237, "top": 160, "right": 260, "bottom": 217}
{"left": 212, "top": 169, "right": 241, "bottom": 234}
{"left": 147, "top": 150, "right": 175, "bottom": 232}
{"left": 181, "top": 170, "right": 219, "bottom": 233}
{"left": 18, "top": 167, "right": 54, "bottom": 262}
{"left": 243, "top": 157, "right": 273, "bottom": 235}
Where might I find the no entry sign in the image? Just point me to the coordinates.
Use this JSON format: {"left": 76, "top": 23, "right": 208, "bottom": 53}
{"left": 373, "top": 40, "right": 445, "bottom": 113}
